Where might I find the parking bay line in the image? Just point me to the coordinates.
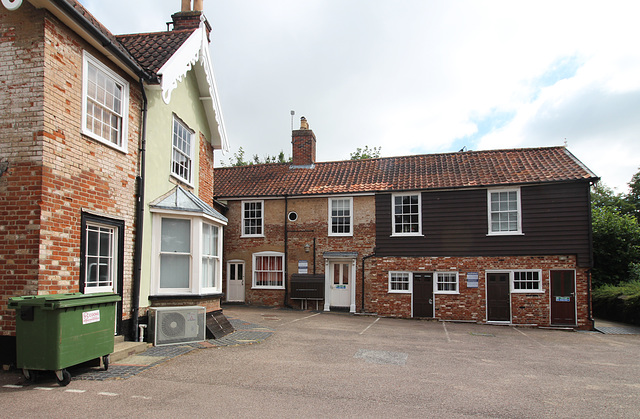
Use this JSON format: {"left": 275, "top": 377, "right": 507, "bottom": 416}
{"left": 284, "top": 312, "right": 322, "bottom": 324}
{"left": 359, "top": 317, "right": 380, "bottom": 335}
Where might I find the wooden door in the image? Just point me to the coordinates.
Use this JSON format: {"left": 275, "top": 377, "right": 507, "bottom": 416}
{"left": 551, "top": 270, "right": 576, "bottom": 325}
{"left": 413, "top": 273, "right": 433, "bottom": 317}
{"left": 487, "top": 273, "right": 510, "bottom": 321}
{"left": 227, "top": 261, "right": 245, "bottom": 302}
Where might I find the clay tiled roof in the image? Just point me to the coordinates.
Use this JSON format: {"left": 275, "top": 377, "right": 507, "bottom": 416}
{"left": 116, "top": 29, "right": 195, "bottom": 76}
{"left": 213, "top": 146, "right": 598, "bottom": 199}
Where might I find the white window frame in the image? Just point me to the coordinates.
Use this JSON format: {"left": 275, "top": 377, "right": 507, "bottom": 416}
{"left": 83, "top": 222, "right": 117, "bottom": 293}
{"left": 511, "top": 270, "right": 544, "bottom": 293}
{"left": 328, "top": 197, "right": 353, "bottom": 237}
{"left": 435, "top": 272, "right": 459, "bottom": 294}
{"left": 487, "top": 187, "right": 523, "bottom": 235}
{"left": 150, "top": 213, "right": 224, "bottom": 296}
{"left": 252, "top": 251, "right": 285, "bottom": 289}
{"left": 391, "top": 193, "right": 422, "bottom": 236}
{"left": 81, "top": 51, "right": 129, "bottom": 153}
{"left": 201, "top": 222, "right": 221, "bottom": 290}
{"left": 388, "top": 271, "right": 412, "bottom": 293}
{"left": 242, "top": 200, "right": 264, "bottom": 237}
{"left": 171, "top": 115, "right": 194, "bottom": 185}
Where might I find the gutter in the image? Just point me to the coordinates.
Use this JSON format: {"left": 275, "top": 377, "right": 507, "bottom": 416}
{"left": 48, "top": 0, "right": 151, "bottom": 80}
{"left": 131, "top": 78, "right": 148, "bottom": 341}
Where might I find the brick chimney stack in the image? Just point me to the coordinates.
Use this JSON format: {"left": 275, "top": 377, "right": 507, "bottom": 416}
{"left": 291, "top": 117, "right": 316, "bottom": 167}
{"left": 172, "top": 0, "right": 211, "bottom": 37}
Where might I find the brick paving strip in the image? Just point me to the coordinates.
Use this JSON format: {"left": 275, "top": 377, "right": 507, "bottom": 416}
{"left": 74, "top": 318, "right": 274, "bottom": 381}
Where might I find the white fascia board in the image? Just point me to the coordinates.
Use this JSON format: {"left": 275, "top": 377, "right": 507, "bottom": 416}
{"left": 157, "top": 22, "right": 229, "bottom": 152}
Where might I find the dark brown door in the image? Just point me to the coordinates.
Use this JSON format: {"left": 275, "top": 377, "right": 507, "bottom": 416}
{"left": 551, "top": 270, "right": 576, "bottom": 325}
{"left": 413, "top": 273, "right": 433, "bottom": 317}
{"left": 487, "top": 273, "right": 510, "bottom": 321}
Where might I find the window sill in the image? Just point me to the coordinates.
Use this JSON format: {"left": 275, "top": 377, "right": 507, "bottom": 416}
{"left": 251, "top": 286, "right": 285, "bottom": 290}
{"left": 388, "top": 290, "right": 412, "bottom": 294}
{"left": 511, "top": 290, "right": 545, "bottom": 294}
{"left": 242, "top": 235, "right": 265, "bottom": 238}
{"left": 149, "top": 293, "right": 223, "bottom": 300}
{"left": 82, "top": 131, "right": 127, "bottom": 154}
{"left": 390, "top": 233, "right": 424, "bottom": 238}
{"left": 434, "top": 291, "right": 460, "bottom": 295}
{"left": 486, "top": 232, "right": 525, "bottom": 237}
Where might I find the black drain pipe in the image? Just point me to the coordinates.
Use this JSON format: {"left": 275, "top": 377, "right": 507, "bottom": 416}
{"left": 361, "top": 250, "right": 376, "bottom": 313}
{"left": 131, "top": 79, "right": 148, "bottom": 341}
{"left": 283, "top": 194, "right": 292, "bottom": 308}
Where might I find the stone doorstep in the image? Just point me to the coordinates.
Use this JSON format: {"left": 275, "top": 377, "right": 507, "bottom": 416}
{"left": 110, "top": 336, "right": 151, "bottom": 364}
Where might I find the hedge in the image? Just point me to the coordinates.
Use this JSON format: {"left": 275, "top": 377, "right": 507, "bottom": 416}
{"left": 592, "top": 281, "right": 640, "bottom": 326}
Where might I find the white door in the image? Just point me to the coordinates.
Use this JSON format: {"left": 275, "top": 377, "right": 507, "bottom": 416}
{"left": 84, "top": 223, "right": 117, "bottom": 294}
{"left": 227, "top": 261, "right": 245, "bottom": 302}
{"left": 329, "top": 262, "right": 351, "bottom": 308}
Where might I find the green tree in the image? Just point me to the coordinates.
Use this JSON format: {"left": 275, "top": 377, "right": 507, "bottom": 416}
{"left": 591, "top": 183, "right": 635, "bottom": 215}
{"left": 592, "top": 206, "right": 640, "bottom": 286}
{"left": 220, "top": 147, "right": 290, "bottom": 166}
{"left": 350, "top": 146, "right": 381, "bottom": 160}
{"left": 627, "top": 168, "right": 640, "bottom": 220}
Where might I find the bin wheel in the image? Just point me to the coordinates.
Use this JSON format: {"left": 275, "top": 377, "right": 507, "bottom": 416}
{"left": 22, "top": 369, "right": 36, "bottom": 383}
{"left": 102, "top": 355, "right": 109, "bottom": 371}
{"left": 55, "top": 369, "right": 71, "bottom": 387}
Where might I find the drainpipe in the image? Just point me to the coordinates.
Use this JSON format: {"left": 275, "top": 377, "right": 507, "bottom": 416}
{"left": 283, "top": 194, "right": 291, "bottom": 308}
{"left": 361, "top": 250, "right": 376, "bottom": 313}
{"left": 131, "top": 78, "right": 148, "bottom": 341}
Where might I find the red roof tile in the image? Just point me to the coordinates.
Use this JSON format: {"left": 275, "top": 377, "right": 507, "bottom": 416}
{"left": 213, "top": 146, "right": 598, "bottom": 199}
{"left": 116, "top": 29, "right": 195, "bottom": 76}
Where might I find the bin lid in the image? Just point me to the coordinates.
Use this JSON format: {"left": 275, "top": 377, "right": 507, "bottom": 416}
{"left": 8, "top": 292, "right": 121, "bottom": 310}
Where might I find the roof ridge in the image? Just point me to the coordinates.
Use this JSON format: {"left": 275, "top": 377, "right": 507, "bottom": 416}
{"left": 116, "top": 28, "right": 196, "bottom": 38}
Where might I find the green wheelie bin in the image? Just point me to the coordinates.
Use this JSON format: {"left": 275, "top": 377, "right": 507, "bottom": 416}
{"left": 8, "top": 292, "right": 121, "bottom": 386}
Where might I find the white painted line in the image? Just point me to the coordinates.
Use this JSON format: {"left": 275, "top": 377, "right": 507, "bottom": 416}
{"left": 513, "top": 327, "right": 545, "bottom": 346}
{"left": 65, "top": 389, "right": 86, "bottom": 393}
{"left": 35, "top": 387, "right": 54, "bottom": 391}
{"left": 286, "top": 312, "right": 321, "bottom": 324}
{"left": 98, "top": 392, "right": 119, "bottom": 397}
{"left": 359, "top": 317, "right": 380, "bottom": 335}
{"left": 3, "top": 384, "right": 23, "bottom": 389}
{"left": 131, "top": 395, "right": 152, "bottom": 400}
{"left": 442, "top": 321, "right": 451, "bottom": 342}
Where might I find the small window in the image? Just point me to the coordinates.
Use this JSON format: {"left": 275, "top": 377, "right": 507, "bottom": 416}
{"left": 435, "top": 272, "right": 458, "bottom": 294}
{"left": 488, "top": 188, "right": 522, "bottom": 235}
{"left": 512, "top": 270, "right": 543, "bottom": 292}
{"left": 171, "top": 116, "right": 194, "bottom": 184}
{"left": 389, "top": 272, "right": 411, "bottom": 293}
{"left": 242, "top": 200, "right": 264, "bottom": 237}
{"left": 252, "top": 252, "right": 284, "bottom": 289}
{"left": 288, "top": 211, "right": 298, "bottom": 222}
{"left": 329, "top": 197, "right": 353, "bottom": 236}
{"left": 392, "top": 193, "right": 421, "bottom": 235}
{"left": 82, "top": 51, "right": 129, "bottom": 152}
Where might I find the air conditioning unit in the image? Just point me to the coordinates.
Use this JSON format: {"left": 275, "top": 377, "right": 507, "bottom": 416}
{"left": 149, "top": 306, "right": 206, "bottom": 346}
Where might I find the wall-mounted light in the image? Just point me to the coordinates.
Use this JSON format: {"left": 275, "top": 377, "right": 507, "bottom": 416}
{"left": 304, "top": 244, "right": 310, "bottom": 253}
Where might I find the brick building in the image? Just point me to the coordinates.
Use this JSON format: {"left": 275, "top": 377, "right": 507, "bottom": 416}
{"left": 0, "top": 0, "right": 148, "bottom": 363}
{"left": 0, "top": 0, "right": 229, "bottom": 363}
{"left": 214, "top": 118, "right": 599, "bottom": 329}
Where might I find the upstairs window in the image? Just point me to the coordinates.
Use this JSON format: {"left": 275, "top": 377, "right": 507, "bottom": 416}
{"left": 392, "top": 193, "right": 421, "bottom": 235}
{"left": 488, "top": 188, "right": 522, "bottom": 235}
{"left": 242, "top": 200, "right": 264, "bottom": 237}
{"left": 171, "top": 116, "right": 194, "bottom": 184}
{"left": 82, "top": 51, "right": 129, "bottom": 152}
{"left": 329, "top": 197, "right": 353, "bottom": 236}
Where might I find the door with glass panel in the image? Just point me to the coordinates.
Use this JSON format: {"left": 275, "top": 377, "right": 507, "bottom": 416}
{"left": 84, "top": 222, "right": 118, "bottom": 294}
{"left": 329, "top": 261, "right": 351, "bottom": 308}
{"left": 227, "top": 261, "right": 245, "bottom": 302}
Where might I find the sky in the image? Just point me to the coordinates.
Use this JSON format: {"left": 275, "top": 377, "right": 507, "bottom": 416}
{"left": 81, "top": 0, "right": 640, "bottom": 193}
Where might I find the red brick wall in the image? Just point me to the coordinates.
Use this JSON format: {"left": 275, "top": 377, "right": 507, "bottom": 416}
{"left": 222, "top": 195, "right": 376, "bottom": 308}
{"left": 365, "top": 255, "right": 591, "bottom": 329}
{"left": 0, "top": 5, "right": 142, "bottom": 337}
{"left": 198, "top": 132, "right": 214, "bottom": 204}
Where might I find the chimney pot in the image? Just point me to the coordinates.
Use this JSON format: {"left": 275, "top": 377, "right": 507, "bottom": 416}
{"left": 300, "top": 116, "right": 309, "bottom": 130}
{"left": 193, "top": 0, "right": 203, "bottom": 11}
{"left": 181, "top": 0, "right": 191, "bottom": 12}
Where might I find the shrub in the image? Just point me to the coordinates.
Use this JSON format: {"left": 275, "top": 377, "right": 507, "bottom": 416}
{"left": 592, "top": 281, "right": 640, "bottom": 326}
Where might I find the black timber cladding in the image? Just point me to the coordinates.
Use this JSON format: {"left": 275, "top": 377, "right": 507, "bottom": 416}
{"left": 375, "top": 181, "right": 593, "bottom": 267}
